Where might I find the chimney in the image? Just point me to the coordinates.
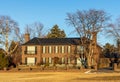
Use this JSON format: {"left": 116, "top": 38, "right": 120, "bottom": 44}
{"left": 24, "top": 33, "right": 30, "bottom": 42}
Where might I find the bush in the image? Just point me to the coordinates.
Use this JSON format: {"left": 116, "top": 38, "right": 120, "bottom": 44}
{"left": 44, "top": 62, "right": 49, "bottom": 67}
{"left": 0, "top": 53, "right": 9, "bottom": 69}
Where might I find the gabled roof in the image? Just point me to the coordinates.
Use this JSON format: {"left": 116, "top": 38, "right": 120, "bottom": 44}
{"left": 22, "top": 37, "right": 81, "bottom": 45}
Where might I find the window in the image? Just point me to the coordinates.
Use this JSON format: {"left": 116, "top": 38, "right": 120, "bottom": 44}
{"left": 77, "top": 46, "right": 84, "bottom": 54}
{"left": 26, "top": 46, "right": 36, "bottom": 54}
{"left": 77, "top": 46, "right": 80, "bottom": 52}
{"left": 49, "top": 57, "right": 52, "bottom": 64}
{"left": 62, "top": 46, "right": 64, "bottom": 53}
{"left": 68, "top": 46, "right": 71, "bottom": 53}
{"left": 43, "top": 57, "right": 46, "bottom": 64}
{"left": 62, "top": 57, "right": 65, "bottom": 64}
{"left": 49, "top": 46, "right": 52, "bottom": 54}
{"left": 68, "top": 58, "right": 70, "bottom": 64}
{"left": 27, "top": 57, "right": 36, "bottom": 65}
{"left": 43, "top": 46, "right": 46, "bottom": 54}
{"left": 55, "top": 46, "right": 58, "bottom": 53}
{"left": 80, "top": 46, "right": 84, "bottom": 54}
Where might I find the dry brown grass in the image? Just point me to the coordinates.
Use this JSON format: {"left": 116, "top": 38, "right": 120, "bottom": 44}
{"left": 0, "top": 71, "right": 120, "bottom": 82}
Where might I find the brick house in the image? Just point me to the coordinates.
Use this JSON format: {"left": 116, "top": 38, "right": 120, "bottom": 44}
{"left": 22, "top": 33, "right": 102, "bottom": 67}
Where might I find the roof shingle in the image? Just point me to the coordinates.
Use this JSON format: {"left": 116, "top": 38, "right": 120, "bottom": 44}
{"left": 22, "top": 37, "right": 80, "bottom": 45}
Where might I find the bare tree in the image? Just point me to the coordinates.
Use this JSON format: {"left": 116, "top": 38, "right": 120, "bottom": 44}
{"left": 107, "top": 17, "right": 120, "bottom": 54}
{"left": 34, "top": 22, "right": 44, "bottom": 38}
{"left": 24, "top": 22, "right": 44, "bottom": 38}
{"left": 66, "top": 9, "right": 110, "bottom": 69}
{"left": 0, "top": 16, "right": 20, "bottom": 55}
{"left": 107, "top": 17, "right": 120, "bottom": 39}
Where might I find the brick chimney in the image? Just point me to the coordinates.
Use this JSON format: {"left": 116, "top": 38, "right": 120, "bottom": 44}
{"left": 24, "top": 33, "right": 30, "bottom": 42}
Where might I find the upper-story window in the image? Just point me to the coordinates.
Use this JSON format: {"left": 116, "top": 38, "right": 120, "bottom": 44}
{"left": 62, "top": 46, "right": 65, "bottom": 53}
{"left": 48, "top": 46, "right": 52, "bottom": 54}
{"left": 68, "top": 46, "right": 71, "bottom": 53}
{"left": 77, "top": 46, "right": 84, "bottom": 54}
{"left": 43, "top": 46, "right": 46, "bottom": 54}
{"left": 26, "top": 46, "right": 36, "bottom": 54}
{"left": 55, "top": 46, "right": 58, "bottom": 53}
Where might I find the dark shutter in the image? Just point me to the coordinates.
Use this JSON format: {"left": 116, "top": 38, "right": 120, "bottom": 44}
{"left": 35, "top": 46, "right": 37, "bottom": 54}
{"left": 35, "top": 57, "right": 37, "bottom": 64}
{"left": 25, "top": 46, "right": 27, "bottom": 54}
{"left": 25, "top": 57, "right": 27, "bottom": 65}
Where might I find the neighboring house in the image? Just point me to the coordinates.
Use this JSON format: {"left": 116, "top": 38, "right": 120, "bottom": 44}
{"left": 22, "top": 34, "right": 102, "bottom": 66}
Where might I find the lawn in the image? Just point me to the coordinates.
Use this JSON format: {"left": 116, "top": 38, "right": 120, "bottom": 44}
{"left": 0, "top": 71, "right": 120, "bottom": 82}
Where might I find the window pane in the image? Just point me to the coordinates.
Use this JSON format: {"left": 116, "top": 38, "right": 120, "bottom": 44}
{"left": 68, "top": 58, "right": 70, "bottom": 64}
{"left": 49, "top": 57, "right": 52, "bottom": 64}
{"left": 43, "top": 57, "right": 46, "bottom": 64}
{"left": 68, "top": 46, "right": 71, "bottom": 53}
{"left": 62, "top": 57, "right": 65, "bottom": 64}
{"left": 49, "top": 46, "right": 52, "bottom": 53}
{"left": 43, "top": 46, "right": 46, "bottom": 54}
{"left": 55, "top": 46, "right": 58, "bottom": 53}
{"left": 27, "top": 46, "right": 35, "bottom": 54}
{"left": 62, "top": 46, "right": 64, "bottom": 53}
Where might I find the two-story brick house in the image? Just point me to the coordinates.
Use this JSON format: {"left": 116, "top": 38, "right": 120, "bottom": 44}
{"left": 22, "top": 34, "right": 84, "bottom": 65}
{"left": 22, "top": 33, "right": 102, "bottom": 67}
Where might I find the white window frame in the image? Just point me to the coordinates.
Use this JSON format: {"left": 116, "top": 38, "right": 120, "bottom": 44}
{"left": 27, "top": 46, "right": 36, "bottom": 54}
{"left": 62, "top": 57, "right": 65, "bottom": 64}
{"left": 49, "top": 57, "right": 52, "bottom": 64}
{"left": 43, "top": 57, "right": 46, "bottom": 64}
{"left": 68, "top": 46, "right": 71, "bottom": 53}
{"left": 27, "top": 57, "right": 35, "bottom": 65}
{"left": 68, "top": 58, "right": 70, "bottom": 64}
{"left": 62, "top": 46, "right": 64, "bottom": 53}
{"left": 43, "top": 46, "right": 46, "bottom": 54}
{"left": 55, "top": 46, "right": 58, "bottom": 53}
{"left": 80, "top": 46, "right": 84, "bottom": 54}
{"left": 49, "top": 46, "right": 52, "bottom": 54}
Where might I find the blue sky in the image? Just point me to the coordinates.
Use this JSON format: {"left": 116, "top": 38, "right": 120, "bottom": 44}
{"left": 0, "top": 0, "right": 120, "bottom": 46}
